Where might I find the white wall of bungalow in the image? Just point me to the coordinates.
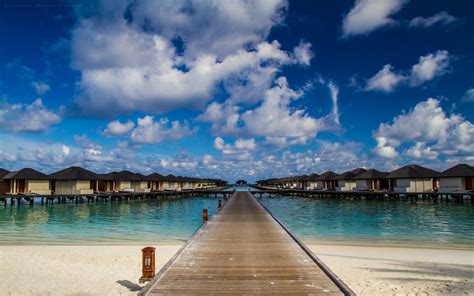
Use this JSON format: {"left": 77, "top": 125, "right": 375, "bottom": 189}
{"left": 335, "top": 180, "right": 357, "bottom": 192}
{"left": 392, "top": 178, "right": 436, "bottom": 193}
{"left": 54, "top": 180, "right": 96, "bottom": 195}
{"left": 7, "top": 179, "right": 51, "bottom": 195}
{"left": 439, "top": 177, "right": 473, "bottom": 192}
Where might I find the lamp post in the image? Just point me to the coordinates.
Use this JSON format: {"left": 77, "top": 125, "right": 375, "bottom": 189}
{"left": 139, "top": 246, "right": 156, "bottom": 283}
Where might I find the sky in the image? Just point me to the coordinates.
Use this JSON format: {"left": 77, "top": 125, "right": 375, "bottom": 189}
{"left": 0, "top": 0, "right": 473, "bottom": 182}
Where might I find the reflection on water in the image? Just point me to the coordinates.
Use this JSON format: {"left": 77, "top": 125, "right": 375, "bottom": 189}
{"left": 0, "top": 196, "right": 218, "bottom": 245}
{"left": 258, "top": 194, "right": 474, "bottom": 248}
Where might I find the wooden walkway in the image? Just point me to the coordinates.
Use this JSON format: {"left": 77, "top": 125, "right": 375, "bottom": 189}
{"left": 140, "top": 191, "right": 353, "bottom": 295}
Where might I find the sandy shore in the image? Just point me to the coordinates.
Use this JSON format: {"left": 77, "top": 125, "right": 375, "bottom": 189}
{"left": 0, "top": 244, "right": 472, "bottom": 295}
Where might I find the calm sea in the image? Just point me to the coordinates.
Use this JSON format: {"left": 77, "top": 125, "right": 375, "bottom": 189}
{"left": 1, "top": 186, "right": 473, "bottom": 248}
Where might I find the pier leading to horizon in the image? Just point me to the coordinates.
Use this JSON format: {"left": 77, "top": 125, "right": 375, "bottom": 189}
{"left": 140, "top": 191, "right": 353, "bottom": 295}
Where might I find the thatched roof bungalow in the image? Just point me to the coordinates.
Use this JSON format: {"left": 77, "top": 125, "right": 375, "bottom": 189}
{"left": 3, "top": 168, "right": 51, "bottom": 195}
{"left": 315, "top": 171, "right": 339, "bottom": 190}
{"left": 50, "top": 166, "right": 99, "bottom": 195}
{"left": 353, "top": 169, "right": 389, "bottom": 191}
{"left": 387, "top": 164, "right": 439, "bottom": 193}
{"left": 332, "top": 168, "right": 367, "bottom": 192}
{"left": 0, "top": 168, "right": 10, "bottom": 194}
{"left": 439, "top": 164, "right": 474, "bottom": 192}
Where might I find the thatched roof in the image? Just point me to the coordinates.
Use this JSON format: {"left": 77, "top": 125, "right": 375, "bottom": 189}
{"left": 440, "top": 164, "right": 474, "bottom": 177}
{"left": 388, "top": 164, "right": 439, "bottom": 178}
{"left": 354, "top": 169, "right": 389, "bottom": 180}
{"left": 304, "top": 173, "right": 320, "bottom": 181}
{"left": 0, "top": 168, "right": 10, "bottom": 179}
{"left": 146, "top": 173, "right": 165, "bottom": 181}
{"left": 50, "top": 166, "right": 99, "bottom": 180}
{"left": 331, "top": 168, "right": 367, "bottom": 180}
{"left": 99, "top": 170, "right": 143, "bottom": 181}
{"left": 316, "top": 171, "right": 338, "bottom": 180}
{"left": 3, "top": 168, "right": 49, "bottom": 180}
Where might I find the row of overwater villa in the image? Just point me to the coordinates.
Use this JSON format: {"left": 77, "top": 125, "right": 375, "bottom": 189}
{"left": 256, "top": 164, "right": 474, "bottom": 193}
{"left": 0, "top": 166, "right": 227, "bottom": 196}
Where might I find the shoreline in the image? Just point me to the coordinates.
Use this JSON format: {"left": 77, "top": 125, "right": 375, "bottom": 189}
{"left": 0, "top": 243, "right": 472, "bottom": 295}
{"left": 1, "top": 239, "right": 472, "bottom": 251}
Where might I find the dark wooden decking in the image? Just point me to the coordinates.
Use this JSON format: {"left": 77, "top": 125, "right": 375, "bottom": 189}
{"left": 140, "top": 191, "right": 353, "bottom": 295}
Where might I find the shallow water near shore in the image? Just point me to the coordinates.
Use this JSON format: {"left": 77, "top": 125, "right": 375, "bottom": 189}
{"left": 1, "top": 188, "right": 473, "bottom": 248}
{"left": 257, "top": 194, "right": 474, "bottom": 249}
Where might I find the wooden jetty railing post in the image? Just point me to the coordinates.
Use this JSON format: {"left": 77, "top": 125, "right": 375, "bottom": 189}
{"left": 202, "top": 208, "right": 208, "bottom": 222}
{"left": 139, "top": 246, "right": 156, "bottom": 283}
{"left": 218, "top": 199, "right": 222, "bottom": 209}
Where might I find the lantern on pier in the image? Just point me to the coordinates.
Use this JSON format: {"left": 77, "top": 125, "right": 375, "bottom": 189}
{"left": 139, "top": 246, "right": 155, "bottom": 283}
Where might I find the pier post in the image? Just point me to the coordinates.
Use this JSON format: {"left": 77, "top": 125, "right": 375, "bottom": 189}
{"left": 29, "top": 198, "right": 34, "bottom": 206}
{"left": 218, "top": 199, "right": 222, "bottom": 209}
{"left": 11, "top": 198, "right": 15, "bottom": 206}
{"left": 2, "top": 198, "right": 5, "bottom": 207}
{"left": 203, "top": 208, "right": 208, "bottom": 223}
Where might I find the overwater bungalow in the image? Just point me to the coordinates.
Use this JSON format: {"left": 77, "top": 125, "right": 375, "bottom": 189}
{"left": 332, "top": 168, "right": 367, "bottom": 192}
{"left": 0, "top": 168, "right": 10, "bottom": 194}
{"left": 178, "top": 176, "right": 195, "bottom": 190}
{"left": 98, "top": 170, "right": 139, "bottom": 192}
{"left": 304, "top": 173, "right": 320, "bottom": 190}
{"left": 3, "top": 168, "right": 51, "bottom": 195}
{"left": 49, "top": 166, "right": 99, "bottom": 195}
{"left": 387, "top": 164, "right": 440, "bottom": 193}
{"left": 132, "top": 173, "right": 151, "bottom": 193}
{"left": 162, "top": 174, "right": 181, "bottom": 191}
{"left": 146, "top": 172, "right": 165, "bottom": 191}
{"left": 438, "top": 164, "right": 474, "bottom": 193}
{"left": 353, "top": 169, "right": 389, "bottom": 191}
{"left": 315, "top": 171, "right": 339, "bottom": 190}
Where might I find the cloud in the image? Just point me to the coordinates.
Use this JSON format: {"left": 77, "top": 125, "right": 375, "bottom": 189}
{"left": 373, "top": 98, "right": 474, "bottom": 159}
{"left": 71, "top": 0, "right": 313, "bottom": 116}
{"left": 0, "top": 99, "right": 61, "bottom": 132}
{"left": 31, "top": 81, "right": 50, "bottom": 95}
{"left": 364, "top": 50, "right": 451, "bottom": 92}
{"left": 199, "top": 75, "right": 340, "bottom": 146}
{"left": 365, "top": 64, "right": 406, "bottom": 92}
{"left": 409, "top": 50, "right": 450, "bottom": 86}
{"left": 61, "top": 145, "right": 70, "bottom": 156}
{"left": 214, "top": 137, "right": 256, "bottom": 153}
{"left": 342, "top": 0, "right": 407, "bottom": 37}
{"left": 104, "top": 120, "right": 135, "bottom": 137}
{"left": 292, "top": 41, "right": 313, "bottom": 66}
{"left": 462, "top": 88, "right": 474, "bottom": 103}
{"left": 241, "top": 77, "right": 321, "bottom": 140}
{"left": 130, "top": 115, "right": 195, "bottom": 144}
{"left": 409, "top": 11, "right": 457, "bottom": 28}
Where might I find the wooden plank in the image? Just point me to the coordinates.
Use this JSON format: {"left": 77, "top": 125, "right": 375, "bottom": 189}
{"left": 140, "top": 191, "right": 353, "bottom": 295}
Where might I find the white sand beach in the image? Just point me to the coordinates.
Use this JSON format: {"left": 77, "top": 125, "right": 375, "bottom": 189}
{"left": 0, "top": 244, "right": 472, "bottom": 295}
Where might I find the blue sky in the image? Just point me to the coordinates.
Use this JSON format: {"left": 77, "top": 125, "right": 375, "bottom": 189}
{"left": 0, "top": 0, "right": 473, "bottom": 182}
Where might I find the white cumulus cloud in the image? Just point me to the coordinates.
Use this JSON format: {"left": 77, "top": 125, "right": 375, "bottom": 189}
{"left": 364, "top": 50, "right": 451, "bottom": 92}
{"left": 342, "top": 0, "right": 407, "bottom": 37}
{"left": 365, "top": 64, "right": 406, "bottom": 92}
{"left": 104, "top": 120, "right": 135, "bottom": 137}
{"left": 130, "top": 116, "right": 195, "bottom": 144}
{"left": 373, "top": 98, "right": 474, "bottom": 159}
{"left": 0, "top": 99, "right": 61, "bottom": 132}
{"left": 409, "top": 50, "right": 450, "bottom": 86}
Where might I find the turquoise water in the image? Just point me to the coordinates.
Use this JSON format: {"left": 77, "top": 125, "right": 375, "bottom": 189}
{"left": 1, "top": 188, "right": 473, "bottom": 248}
{"left": 257, "top": 194, "right": 474, "bottom": 249}
{"left": 0, "top": 196, "right": 218, "bottom": 245}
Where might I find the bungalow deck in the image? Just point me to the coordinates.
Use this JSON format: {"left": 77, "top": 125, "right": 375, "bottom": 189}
{"left": 139, "top": 191, "right": 353, "bottom": 295}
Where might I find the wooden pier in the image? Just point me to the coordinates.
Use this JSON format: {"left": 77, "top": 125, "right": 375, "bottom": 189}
{"left": 250, "top": 185, "right": 474, "bottom": 204}
{"left": 0, "top": 188, "right": 232, "bottom": 207}
{"left": 140, "top": 191, "right": 353, "bottom": 295}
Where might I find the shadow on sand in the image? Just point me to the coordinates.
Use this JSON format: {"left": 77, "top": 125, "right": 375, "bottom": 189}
{"left": 116, "top": 280, "right": 143, "bottom": 292}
